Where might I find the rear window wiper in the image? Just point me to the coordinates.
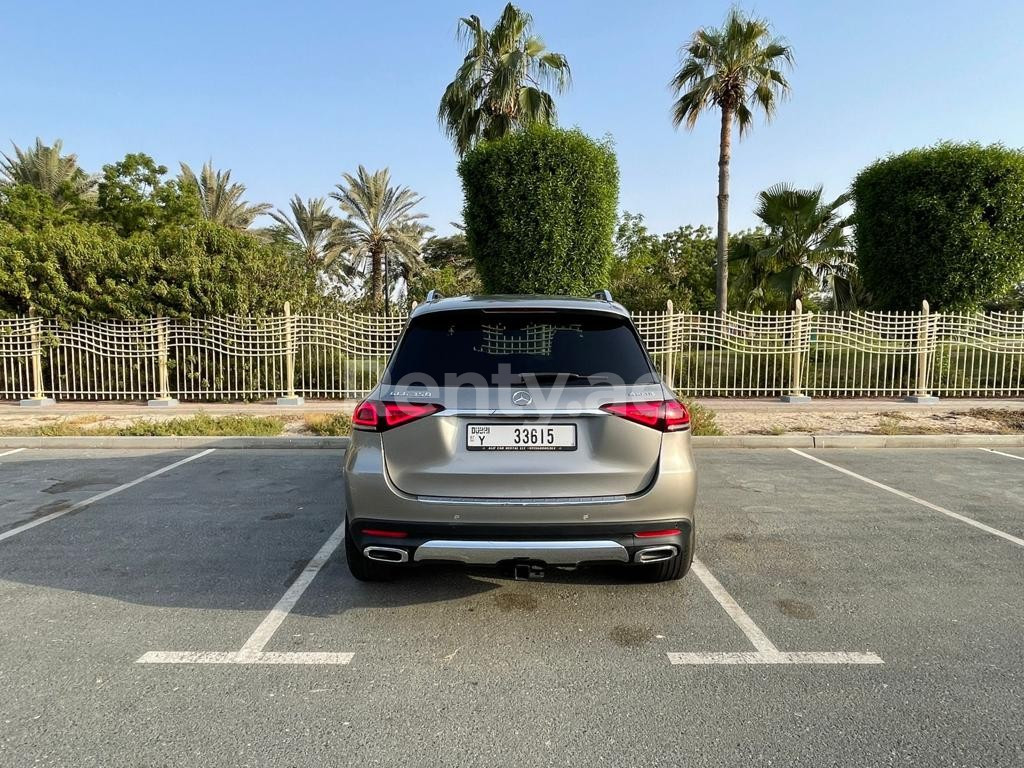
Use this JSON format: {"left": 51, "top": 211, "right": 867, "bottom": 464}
{"left": 512, "top": 372, "right": 611, "bottom": 385}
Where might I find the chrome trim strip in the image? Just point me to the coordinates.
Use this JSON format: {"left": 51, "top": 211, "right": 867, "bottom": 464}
{"left": 413, "top": 539, "right": 629, "bottom": 565}
{"left": 438, "top": 408, "right": 608, "bottom": 418}
{"left": 415, "top": 494, "right": 628, "bottom": 506}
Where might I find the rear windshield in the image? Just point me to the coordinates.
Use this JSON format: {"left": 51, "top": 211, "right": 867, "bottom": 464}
{"left": 384, "top": 310, "right": 656, "bottom": 387}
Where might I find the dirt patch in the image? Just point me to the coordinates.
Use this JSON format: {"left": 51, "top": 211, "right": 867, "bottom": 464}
{"left": 776, "top": 599, "right": 817, "bottom": 620}
{"left": 261, "top": 512, "right": 295, "bottom": 521}
{"left": 494, "top": 592, "right": 538, "bottom": 613}
{"left": 31, "top": 500, "right": 72, "bottom": 518}
{"left": 43, "top": 477, "right": 118, "bottom": 494}
{"left": 285, "top": 558, "right": 310, "bottom": 585}
{"left": 716, "top": 407, "right": 1022, "bottom": 436}
{"left": 967, "top": 408, "right": 1024, "bottom": 432}
{"left": 609, "top": 624, "right": 655, "bottom": 648}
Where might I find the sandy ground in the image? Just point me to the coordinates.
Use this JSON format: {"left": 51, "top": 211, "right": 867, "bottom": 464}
{"left": 712, "top": 408, "right": 1019, "bottom": 435}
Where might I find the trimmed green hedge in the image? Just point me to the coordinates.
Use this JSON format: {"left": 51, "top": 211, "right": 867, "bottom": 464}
{"left": 852, "top": 143, "right": 1024, "bottom": 311}
{"left": 458, "top": 126, "right": 619, "bottom": 295}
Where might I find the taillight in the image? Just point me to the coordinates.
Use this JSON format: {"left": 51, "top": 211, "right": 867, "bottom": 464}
{"left": 600, "top": 399, "right": 690, "bottom": 432}
{"left": 352, "top": 400, "right": 443, "bottom": 431}
{"left": 361, "top": 528, "right": 408, "bottom": 539}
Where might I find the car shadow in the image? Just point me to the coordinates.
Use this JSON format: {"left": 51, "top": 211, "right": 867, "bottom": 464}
{"left": 0, "top": 452, "right": 676, "bottom": 621}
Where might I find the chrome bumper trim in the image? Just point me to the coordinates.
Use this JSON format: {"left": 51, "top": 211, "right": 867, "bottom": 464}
{"left": 415, "top": 494, "right": 628, "bottom": 506}
{"left": 413, "top": 539, "right": 629, "bottom": 565}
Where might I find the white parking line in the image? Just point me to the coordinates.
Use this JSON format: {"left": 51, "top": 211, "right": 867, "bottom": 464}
{"left": 133, "top": 651, "right": 354, "bottom": 664}
{"left": 0, "top": 449, "right": 216, "bottom": 544}
{"left": 789, "top": 448, "right": 1024, "bottom": 548}
{"left": 668, "top": 558, "right": 883, "bottom": 665}
{"left": 137, "top": 522, "right": 353, "bottom": 665}
{"left": 0, "top": 448, "right": 26, "bottom": 458}
{"left": 690, "top": 559, "right": 778, "bottom": 654}
{"left": 979, "top": 447, "right": 1024, "bottom": 462}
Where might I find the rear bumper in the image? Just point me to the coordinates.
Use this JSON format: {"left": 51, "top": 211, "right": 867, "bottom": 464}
{"left": 350, "top": 519, "right": 693, "bottom": 566}
{"left": 344, "top": 431, "right": 697, "bottom": 527}
{"left": 414, "top": 539, "right": 629, "bottom": 565}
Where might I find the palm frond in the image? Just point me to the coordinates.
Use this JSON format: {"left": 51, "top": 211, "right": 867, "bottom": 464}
{"left": 179, "top": 160, "right": 270, "bottom": 229}
{"left": 0, "top": 137, "right": 97, "bottom": 207}
{"left": 329, "top": 167, "right": 431, "bottom": 309}
{"left": 438, "top": 2, "right": 571, "bottom": 155}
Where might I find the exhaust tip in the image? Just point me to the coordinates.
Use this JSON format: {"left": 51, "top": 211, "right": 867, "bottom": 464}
{"left": 635, "top": 545, "right": 677, "bottom": 564}
{"left": 364, "top": 546, "right": 409, "bottom": 563}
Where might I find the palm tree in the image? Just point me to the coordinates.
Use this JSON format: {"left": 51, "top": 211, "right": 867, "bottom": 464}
{"left": 178, "top": 161, "right": 271, "bottom": 229}
{"left": 270, "top": 196, "right": 338, "bottom": 267}
{"left": 0, "top": 138, "right": 97, "bottom": 205}
{"left": 670, "top": 8, "right": 794, "bottom": 313}
{"left": 439, "top": 2, "right": 571, "bottom": 156}
{"left": 731, "top": 184, "right": 853, "bottom": 310}
{"left": 330, "top": 166, "right": 430, "bottom": 310}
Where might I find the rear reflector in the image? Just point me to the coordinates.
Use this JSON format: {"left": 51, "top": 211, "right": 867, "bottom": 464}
{"left": 352, "top": 400, "right": 443, "bottom": 431}
{"left": 600, "top": 400, "right": 690, "bottom": 432}
{"left": 361, "top": 528, "right": 408, "bottom": 539}
{"left": 636, "top": 528, "right": 682, "bottom": 538}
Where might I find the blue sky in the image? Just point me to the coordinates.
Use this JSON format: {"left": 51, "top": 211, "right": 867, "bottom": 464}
{"left": 4, "top": 0, "right": 1023, "bottom": 236}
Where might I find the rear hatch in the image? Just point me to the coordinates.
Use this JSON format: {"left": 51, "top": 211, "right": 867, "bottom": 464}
{"left": 376, "top": 307, "right": 671, "bottom": 499}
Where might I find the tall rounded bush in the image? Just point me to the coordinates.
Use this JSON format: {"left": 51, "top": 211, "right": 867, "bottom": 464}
{"left": 458, "top": 126, "right": 619, "bottom": 295}
{"left": 852, "top": 143, "right": 1024, "bottom": 310}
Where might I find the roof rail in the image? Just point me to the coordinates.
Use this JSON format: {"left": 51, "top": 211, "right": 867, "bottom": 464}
{"left": 425, "top": 290, "right": 444, "bottom": 303}
{"left": 592, "top": 290, "right": 613, "bottom": 302}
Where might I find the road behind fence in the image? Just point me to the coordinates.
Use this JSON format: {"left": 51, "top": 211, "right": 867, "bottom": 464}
{"left": 2, "top": 303, "right": 1023, "bottom": 401}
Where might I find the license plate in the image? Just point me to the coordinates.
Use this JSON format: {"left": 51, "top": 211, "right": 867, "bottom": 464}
{"left": 467, "top": 424, "right": 577, "bottom": 451}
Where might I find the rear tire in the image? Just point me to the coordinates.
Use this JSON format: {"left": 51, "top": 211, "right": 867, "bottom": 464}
{"left": 345, "top": 521, "right": 399, "bottom": 582}
{"left": 642, "top": 527, "right": 694, "bottom": 582}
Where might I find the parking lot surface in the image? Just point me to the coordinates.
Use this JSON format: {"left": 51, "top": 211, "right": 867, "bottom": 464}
{"left": 1, "top": 446, "right": 1021, "bottom": 766}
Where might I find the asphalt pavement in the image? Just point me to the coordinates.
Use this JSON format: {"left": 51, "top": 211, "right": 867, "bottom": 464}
{"left": 0, "top": 446, "right": 1021, "bottom": 767}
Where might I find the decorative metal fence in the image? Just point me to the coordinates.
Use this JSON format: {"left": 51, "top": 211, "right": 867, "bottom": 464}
{"left": 2, "top": 303, "right": 1023, "bottom": 401}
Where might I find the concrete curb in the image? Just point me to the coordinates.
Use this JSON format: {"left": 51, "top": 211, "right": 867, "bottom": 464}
{"left": 0, "top": 436, "right": 350, "bottom": 449}
{"left": 1, "top": 434, "right": 1022, "bottom": 450}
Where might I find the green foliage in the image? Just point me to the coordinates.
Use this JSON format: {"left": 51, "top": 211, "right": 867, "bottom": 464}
{"left": 0, "top": 152, "right": 323, "bottom": 319}
{"left": 853, "top": 143, "right": 1024, "bottom": 311}
{"left": 269, "top": 196, "right": 338, "bottom": 267}
{"left": 439, "top": 3, "right": 571, "bottom": 156}
{"left": 303, "top": 413, "right": 353, "bottom": 436}
{"left": 0, "top": 137, "right": 97, "bottom": 208}
{"left": 406, "top": 233, "right": 482, "bottom": 303}
{"left": 670, "top": 9, "right": 794, "bottom": 136}
{"left": 97, "top": 153, "right": 199, "bottom": 236}
{"left": 5, "top": 413, "right": 286, "bottom": 437}
{"left": 730, "top": 184, "right": 853, "bottom": 311}
{"left": 608, "top": 214, "right": 716, "bottom": 312}
{"left": 683, "top": 400, "right": 722, "bottom": 437}
{"left": 330, "top": 166, "right": 429, "bottom": 309}
{"left": 459, "top": 126, "right": 618, "bottom": 295}
{"left": 113, "top": 413, "right": 284, "bottom": 436}
{"left": 670, "top": 8, "right": 794, "bottom": 314}
{"left": 178, "top": 160, "right": 271, "bottom": 229}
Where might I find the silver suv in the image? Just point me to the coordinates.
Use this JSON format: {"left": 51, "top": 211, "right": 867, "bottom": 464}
{"left": 343, "top": 293, "right": 697, "bottom": 582}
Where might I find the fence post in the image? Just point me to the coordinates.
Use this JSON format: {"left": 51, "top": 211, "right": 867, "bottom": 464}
{"left": 276, "top": 301, "right": 304, "bottom": 406}
{"left": 147, "top": 314, "right": 178, "bottom": 407}
{"left": 664, "top": 300, "right": 676, "bottom": 390}
{"left": 781, "top": 299, "right": 811, "bottom": 403}
{"left": 905, "top": 299, "right": 939, "bottom": 403}
{"left": 19, "top": 307, "right": 55, "bottom": 407}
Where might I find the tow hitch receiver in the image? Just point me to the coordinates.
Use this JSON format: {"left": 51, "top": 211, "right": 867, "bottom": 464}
{"left": 513, "top": 563, "right": 545, "bottom": 580}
